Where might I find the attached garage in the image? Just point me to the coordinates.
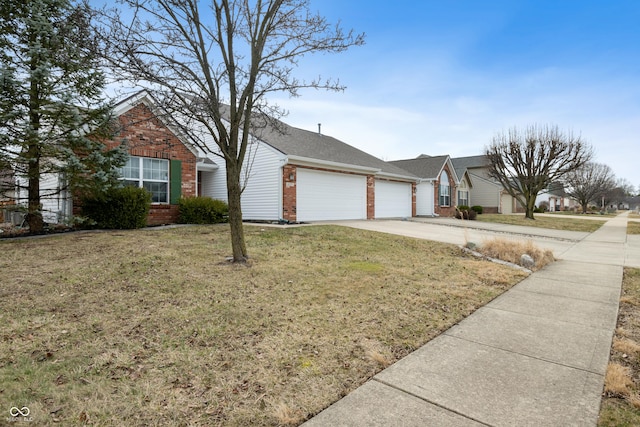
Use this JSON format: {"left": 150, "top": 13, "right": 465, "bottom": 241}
{"left": 501, "top": 193, "right": 514, "bottom": 214}
{"left": 375, "top": 180, "right": 412, "bottom": 218}
{"left": 296, "top": 168, "right": 367, "bottom": 221}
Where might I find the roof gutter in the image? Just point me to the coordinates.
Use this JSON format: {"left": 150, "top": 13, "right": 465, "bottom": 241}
{"left": 285, "top": 155, "right": 380, "bottom": 174}
{"left": 375, "top": 172, "right": 419, "bottom": 182}
{"left": 196, "top": 157, "right": 219, "bottom": 171}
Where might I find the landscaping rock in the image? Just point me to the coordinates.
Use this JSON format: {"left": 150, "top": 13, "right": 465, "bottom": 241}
{"left": 520, "top": 254, "right": 535, "bottom": 268}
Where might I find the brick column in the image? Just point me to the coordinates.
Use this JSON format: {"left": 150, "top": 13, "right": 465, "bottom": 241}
{"left": 411, "top": 183, "right": 417, "bottom": 217}
{"left": 367, "top": 175, "right": 375, "bottom": 219}
{"left": 282, "top": 165, "right": 297, "bottom": 222}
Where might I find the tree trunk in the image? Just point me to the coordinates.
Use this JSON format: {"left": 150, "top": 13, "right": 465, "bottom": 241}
{"left": 524, "top": 196, "right": 536, "bottom": 220}
{"left": 26, "top": 143, "right": 44, "bottom": 232}
{"left": 226, "top": 160, "right": 248, "bottom": 262}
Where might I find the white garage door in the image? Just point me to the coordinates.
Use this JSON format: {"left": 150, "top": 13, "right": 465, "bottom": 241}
{"left": 297, "top": 169, "right": 367, "bottom": 221}
{"left": 501, "top": 193, "right": 514, "bottom": 214}
{"left": 375, "top": 180, "right": 412, "bottom": 218}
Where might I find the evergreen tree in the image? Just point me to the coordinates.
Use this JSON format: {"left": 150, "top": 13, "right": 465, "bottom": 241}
{"left": 0, "top": 0, "right": 127, "bottom": 231}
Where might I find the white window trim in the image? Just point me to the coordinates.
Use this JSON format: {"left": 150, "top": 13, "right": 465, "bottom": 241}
{"left": 439, "top": 171, "right": 450, "bottom": 207}
{"left": 458, "top": 190, "right": 469, "bottom": 207}
{"left": 120, "top": 156, "right": 169, "bottom": 204}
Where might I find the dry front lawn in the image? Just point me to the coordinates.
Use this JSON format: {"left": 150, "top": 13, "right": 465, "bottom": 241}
{"left": 476, "top": 213, "right": 605, "bottom": 232}
{"left": 0, "top": 225, "right": 527, "bottom": 426}
{"left": 599, "top": 268, "right": 640, "bottom": 426}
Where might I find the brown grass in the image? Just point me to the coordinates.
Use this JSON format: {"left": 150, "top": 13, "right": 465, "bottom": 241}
{"left": 273, "top": 403, "right": 302, "bottom": 426}
{"left": 477, "top": 213, "right": 605, "bottom": 232}
{"left": 0, "top": 224, "right": 527, "bottom": 426}
{"left": 599, "top": 268, "right": 640, "bottom": 426}
{"left": 613, "top": 338, "right": 640, "bottom": 356}
{"left": 627, "top": 221, "right": 640, "bottom": 235}
{"left": 605, "top": 363, "right": 633, "bottom": 397}
{"left": 476, "top": 238, "right": 555, "bottom": 271}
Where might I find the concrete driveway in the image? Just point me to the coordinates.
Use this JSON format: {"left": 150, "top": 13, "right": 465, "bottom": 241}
{"left": 331, "top": 217, "right": 588, "bottom": 260}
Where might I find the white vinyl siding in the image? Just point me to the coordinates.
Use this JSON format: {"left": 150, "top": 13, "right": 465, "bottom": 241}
{"left": 467, "top": 172, "right": 502, "bottom": 211}
{"left": 296, "top": 169, "right": 367, "bottom": 221}
{"left": 375, "top": 180, "right": 412, "bottom": 218}
{"left": 15, "top": 172, "right": 72, "bottom": 224}
{"left": 199, "top": 141, "right": 284, "bottom": 221}
{"left": 416, "top": 181, "right": 434, "bottom": 216}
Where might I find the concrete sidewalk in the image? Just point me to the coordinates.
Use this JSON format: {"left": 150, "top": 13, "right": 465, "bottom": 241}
{"left": 304, "top": 213, "right": 629, "bottom": 426}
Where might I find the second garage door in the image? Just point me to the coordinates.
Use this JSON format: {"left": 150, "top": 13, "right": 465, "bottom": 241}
{"left": 375, "top": 180, "right": 412, "bottom": 218}
{"left": 296, "top": 169, "right": 367, "bottom": 221}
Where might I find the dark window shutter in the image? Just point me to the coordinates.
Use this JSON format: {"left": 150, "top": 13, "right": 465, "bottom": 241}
{"left": 170, "top": 160, "right": 182, "bottom": 205}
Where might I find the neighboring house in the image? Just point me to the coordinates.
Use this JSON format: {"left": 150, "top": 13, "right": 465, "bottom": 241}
{"left": 535, "top": 182, "right": 579, "bottom": 212}
{"left": 30, "top": 91, "right": 419, "bottom": 225}
{"left": 450, "top": 155, "right": 521, "bottom": 214}
{"left": 388, "top": 155, "right": 465, "bottom": 217}
{"left": 14, "top": 169, "right": 73, "bottom": 225}
{"left": 626, "top": 196, "right": 640, "bottom": 211}
{"left": 0, "top": 165, "right": 16, "bottom": 223}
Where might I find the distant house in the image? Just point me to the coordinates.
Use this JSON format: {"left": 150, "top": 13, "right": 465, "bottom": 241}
{"left": 389, "top": 155, "right": 470, "bottom": 217}
{"left": 0, "top": 165, "right": 16, "bottom": 223}
{"left": 535, "top": 182, "right": 579, "bottom": 212}
{"left": 450, "top": 155, "right": 521, "bottom": 214}
{"left": 626, "top": 196, "right": 640, "bottom": 211}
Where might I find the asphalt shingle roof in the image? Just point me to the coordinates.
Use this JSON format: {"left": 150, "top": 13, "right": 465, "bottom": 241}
{"left": 253, "top": 118, "right": 417, "bottom": 178}
{"left": 388, "top": 155, "right": 450, "bottom": 180}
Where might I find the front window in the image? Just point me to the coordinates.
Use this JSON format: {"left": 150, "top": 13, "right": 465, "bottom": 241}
{"left": 458, "top": 190, "right": 469, "bottom": 207}
{"left": 439, "top": 170, "right": 450, "bottom": 206}
{"left": 119, "top": 156, "right": 169, "bottom": 203}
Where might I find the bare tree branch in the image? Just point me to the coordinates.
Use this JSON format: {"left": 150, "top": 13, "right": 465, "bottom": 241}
{"left": 564, "top": 162, "right": 616, "bottom": 213}
{"left": 97, "top": 0, "right": 364, "bottom": 261}
{"left": 485, "top": 124, "right": 593, "bottom": 219}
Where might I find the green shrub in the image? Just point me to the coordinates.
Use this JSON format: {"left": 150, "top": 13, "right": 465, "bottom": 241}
{"left": 81, "top": 186, "right": 151, "bottom": 229}
{"left": 178, "top": 196, "right": 228, "bottom": 224}
{"left": 471, "top": 205, "right": 483, "bottom": 214}
{"left": 457, "top": 205, "right": 469, "bottom": 211}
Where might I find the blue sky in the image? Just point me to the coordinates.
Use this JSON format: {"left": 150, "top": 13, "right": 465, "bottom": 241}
{"left": 271, "top": 0, "right": 640, "bottom": 190}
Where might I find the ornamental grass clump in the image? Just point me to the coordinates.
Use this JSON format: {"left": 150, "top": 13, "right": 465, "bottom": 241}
{"left": 478, "top": 238, "right": 555, "bottom": 270}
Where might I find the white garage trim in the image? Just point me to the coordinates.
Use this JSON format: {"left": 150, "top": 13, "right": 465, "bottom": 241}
{"left": 296, "top": 168, "right": 367, "bottom": 221}
{"left": 375, "top": 180, "right": 412, "bottom": 218}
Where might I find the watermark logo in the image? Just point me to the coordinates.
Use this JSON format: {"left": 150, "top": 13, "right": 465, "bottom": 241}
{"left": 10, "top": 407, "right": 30, "bottom": 417}
{"left": 8, "top": 406, "right": 32, "bottom": 422}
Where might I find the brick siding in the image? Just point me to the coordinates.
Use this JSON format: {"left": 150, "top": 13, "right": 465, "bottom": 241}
{"left": 434, "top": 163, "right": 457, "bottom": 217}
{"left": 282, "top": 164, "right": 297, "bottom": 222}
{"left": 80, "top": 102, "right": 197, "bottom": 225}
{"left": 366, "top": 176, "right": 375, "bottom": 220}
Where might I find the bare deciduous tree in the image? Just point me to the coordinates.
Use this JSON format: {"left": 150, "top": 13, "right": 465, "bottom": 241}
{"left": 100, "top": 0, "right": 364, "bottom": 262}
{"left": 563, "top": 162, "right": 616, "bottom": 214}
{"left": 485, "top": 125, "right": 593, "bottom": 219}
